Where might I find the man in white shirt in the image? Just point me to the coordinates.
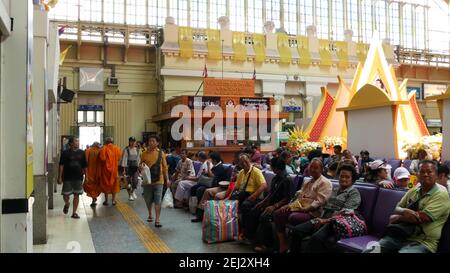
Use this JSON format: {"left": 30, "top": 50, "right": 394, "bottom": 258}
{"left": 174, "top": 151, "right": 212, "bottom": 207}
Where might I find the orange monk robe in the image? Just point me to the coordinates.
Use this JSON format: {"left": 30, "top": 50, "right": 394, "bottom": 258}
{"left": 84, "top": 147, "right": 102, "bottom": 198}
{"left": 99, "top": 143, "right": 123, "bottom": 194}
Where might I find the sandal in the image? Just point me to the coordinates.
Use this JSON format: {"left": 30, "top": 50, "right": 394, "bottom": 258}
{"left": 63, "top": 204, "right": 69, "bottom": 214}
{"left": 71, "top": 213, "right": 80, "bottom": 219}
{"left": 155, "top": 222, "right": 162, "bottom": 228}
{"left": 147, "top": 217, "right": 153, "bottom": 222}
{"left": 112, "top": 201, "right": 117, "bottom": 206}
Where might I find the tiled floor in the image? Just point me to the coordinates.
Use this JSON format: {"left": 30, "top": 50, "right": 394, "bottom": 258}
{"left": 34, "top": 184, "right": 253, "bottom": 253}
{"left": 33, "top": 185, "right": 96, "bottom": 253}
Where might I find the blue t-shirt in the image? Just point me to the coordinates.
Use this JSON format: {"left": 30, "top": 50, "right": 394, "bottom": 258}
{"left": 166, "top": 154, "right": 181, "bottom": 176}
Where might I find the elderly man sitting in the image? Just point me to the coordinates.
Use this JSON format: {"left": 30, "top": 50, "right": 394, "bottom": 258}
{"left": 366, "top": 161, "right": 450, "bottom": 253}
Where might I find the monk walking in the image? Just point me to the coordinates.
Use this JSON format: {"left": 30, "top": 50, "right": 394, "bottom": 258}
{"left": 84, "top": 142, "right": 102, "bottom": 207}
{"left": 99, "top": 137, "right": 122, "bottom": 206}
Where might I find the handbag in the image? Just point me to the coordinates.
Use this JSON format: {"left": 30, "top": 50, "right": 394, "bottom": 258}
{"left": 331, "top": 210, "right": 367, "bottom": 240}
{"left": 198, "top": 175, "right": 214, "bottom": 188}
{"left": 149, "top": 150, "right": 162, "bottom": 183}
{"left": 119, "top": 176, "right": 128, "bottom": 190}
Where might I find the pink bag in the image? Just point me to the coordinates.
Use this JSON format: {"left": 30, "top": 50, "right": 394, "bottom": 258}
{"left": 331, "top": 211, "right": 367, "bottom": 240}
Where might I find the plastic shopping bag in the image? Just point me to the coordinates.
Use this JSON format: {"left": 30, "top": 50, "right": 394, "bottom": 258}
{"left": 161, "top": 189, "right": 174, "bottom": 208}
{"left": 141, "top": 164, "right": 152, "bottom": 186}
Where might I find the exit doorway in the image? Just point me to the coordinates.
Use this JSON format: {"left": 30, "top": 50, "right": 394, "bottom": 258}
{"left": 77, "top": 109, "right": 104, "bottom": 150}
{"left": 79, "top": 126, "right": 102, "bottom": 150}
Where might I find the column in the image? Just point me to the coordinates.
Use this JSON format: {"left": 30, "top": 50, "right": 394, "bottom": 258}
{"left": 0, "top": 0, "right": 34, "bottom": 252}
{"left": 32, "top": 5, "right": 49, "bottom": 245}
{"left": 304, "top": 81, "right": 327, "bottom": 119}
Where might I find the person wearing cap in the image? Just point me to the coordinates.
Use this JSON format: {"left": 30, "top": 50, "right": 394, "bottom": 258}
{"left": 121, "top": 136, "right": 141, "bottom": 201}
{"left": 366, "top": 160, "right": 395, "bottom": 189}
{"left": 393, "top": 167, "right": 410, "bottom": 189}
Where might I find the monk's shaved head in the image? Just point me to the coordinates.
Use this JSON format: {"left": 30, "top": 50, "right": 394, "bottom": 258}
{"left": 105, "top": 137, "right": 113, "bottom": 144}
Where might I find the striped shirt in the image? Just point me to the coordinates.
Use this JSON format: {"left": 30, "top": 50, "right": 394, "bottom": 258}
{"left": 321, "top": 185, "right": 361, "bottom": 219}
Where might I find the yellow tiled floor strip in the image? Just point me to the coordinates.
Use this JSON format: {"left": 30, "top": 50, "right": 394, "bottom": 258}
{"left": 116, "top": 200, "right": 171, "bottom": 253}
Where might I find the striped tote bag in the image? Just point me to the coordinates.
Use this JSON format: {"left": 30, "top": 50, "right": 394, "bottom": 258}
{"left": 202, "top": 200, "right": 239, "bottom": 244}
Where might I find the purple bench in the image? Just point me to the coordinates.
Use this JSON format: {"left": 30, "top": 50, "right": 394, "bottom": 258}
{"left": 263, "top": 171, "right": 276, "bottom": 192}
{"left": 336, "top": 188, "right": 407, "bottom": 252}
{"left": 402, "top": 159, "right": 413, "bottom": 172}
{"left": 444, "top": 161, "right": 450, "bottom": 169}
{"left": 387, "top": 159, "right": 402, "bottom": 178}
{"left": 290, "top": 175, "right": 304, "bottom": 199}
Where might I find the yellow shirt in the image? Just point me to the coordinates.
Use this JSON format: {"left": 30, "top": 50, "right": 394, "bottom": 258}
{"left": 235, "top": 166, "right": 266, "bottom": 194}
{"left": 140, "top": 148, "right": 168, "bottom": 185}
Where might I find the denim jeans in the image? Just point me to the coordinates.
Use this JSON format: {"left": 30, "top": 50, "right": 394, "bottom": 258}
{"left": 378, "top": 236, "right": 431, "bottom": 253}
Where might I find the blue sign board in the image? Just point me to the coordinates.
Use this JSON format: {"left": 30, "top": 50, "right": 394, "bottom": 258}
{"left": 78, "top": 105, "right": 103, "bottom": 111}
{"left": 283, "top": 106, "right": 302, "bottom": 112}
{"left": 407, "top": 87, "right": 421, "bottom": 100}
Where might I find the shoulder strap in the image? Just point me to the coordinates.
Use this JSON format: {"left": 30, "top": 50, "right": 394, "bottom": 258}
{"left": 156, "top": 150, "right": 162, "bottom": 165}
{"left": 242, "top": 166, "right": 254, "bottom": 192}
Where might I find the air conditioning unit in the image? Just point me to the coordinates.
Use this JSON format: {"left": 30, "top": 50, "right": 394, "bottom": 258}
{"left": 107, "top": 77, "right": 119, "bottom": 87}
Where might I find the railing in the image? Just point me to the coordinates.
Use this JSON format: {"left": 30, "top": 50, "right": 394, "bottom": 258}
{"left": 52, "top": 20, "right": 161, "bottom": 46}
{"left": 395, "top": 46, "right": 450, "bottom": 68}
{"left": 54, "top": 20, "right": 450, "bottom": 69}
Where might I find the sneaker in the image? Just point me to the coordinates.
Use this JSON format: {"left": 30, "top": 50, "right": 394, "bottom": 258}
{"left": 132, "top": 191, "right": 137, "bottom": 200}
{"left": 129, "top": 195, "right": 135, "bottom": 201}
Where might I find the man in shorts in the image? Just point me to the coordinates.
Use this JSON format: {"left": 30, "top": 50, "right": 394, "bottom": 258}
{"left": 58, "top": 136, "right": 87, "bottom": 219}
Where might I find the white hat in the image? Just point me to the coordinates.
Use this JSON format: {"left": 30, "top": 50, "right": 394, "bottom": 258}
{"left": 394, "top": 167, "right": 410, "bottom": 180}
{"left": 368, "top": 160, "right": 390, "bottom": 170}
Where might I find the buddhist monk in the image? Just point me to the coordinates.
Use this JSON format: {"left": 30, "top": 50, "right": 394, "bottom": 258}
{"left": 99, "top": 137, "right": 122, "bottom": 206}
{"left": 84, "top": 142, "right": 102, "bottom": 207}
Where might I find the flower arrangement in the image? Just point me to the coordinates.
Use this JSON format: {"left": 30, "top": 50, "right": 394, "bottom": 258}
{"left": 287, "top": 126, "right": 309, "bottom": 153}
{"left": 298, "top": 141, "right": 322, "bottom": 155}
{"left": 402, "top": 133, "right": 442, "bottom": 160}
{"left": 286, "top": 127, "right": 323, "bottom": 155}
{"left": 321, "top": 136, "right": 343, "bottom": 149}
